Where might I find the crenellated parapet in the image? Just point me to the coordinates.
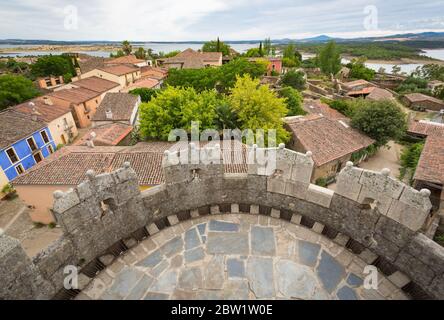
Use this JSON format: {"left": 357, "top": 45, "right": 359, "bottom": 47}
{"left": 1, "top": 144, "right": 443, "bottom": 300}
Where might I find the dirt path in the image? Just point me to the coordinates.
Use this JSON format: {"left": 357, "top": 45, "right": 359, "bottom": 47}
{"left": 359, "top": 141, "right": 405, "bottom": 179}
{"left": 0, "top": 197, "right": 62, "bottom": 257}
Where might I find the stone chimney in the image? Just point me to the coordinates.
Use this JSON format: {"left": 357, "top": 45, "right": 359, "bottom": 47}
{"left": 105, "top": 109, "right": 113, "bottom": 120}
{"left": 86, "top": 132, "right": 97, "bottom": 148}
{"left": 28, "top": 102, "right": 38, "bottom": 121}
{"left": 43, "top": 96, "right": 53, "bottom": 105}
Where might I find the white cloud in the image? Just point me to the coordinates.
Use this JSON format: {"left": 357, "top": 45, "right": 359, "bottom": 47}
{"left": 0, "top": 0, "right": 443, "bottom": 40}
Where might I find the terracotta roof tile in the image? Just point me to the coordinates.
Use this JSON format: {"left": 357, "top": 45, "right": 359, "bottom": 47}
{"left": 285, "top": 115, "right": 374, "bottom": 166}
{"left": 408, "top": 120, "right": 444, "bottom": 137}
{"left": 13, "top": 141, "right": 248, "bottom": 186}
{"left": 414, "top": 135, "right": 444, "bottom": 185}
{"left": 92, "top": 93, "right": 139, "bottom": 122}
{"left": 71, "top": 76, "right": 120, "bottom": 93}
{"left": 0, "top": 109, "right": 47, "bottom": 150}
{"left": 303, "top": 100, "right": 346, "bottom": 120}
{"left": 99, "top": 64, "right": 140, "bottom": 76}
{"left": 105, "top": 55, "right": 146, "bottom": 65}
{"left": 13, "top": 97, "right": 71, "bottom": 123}
{"left": 124, "top": 78, "right": 159, "bottom": 91}
{"left": 404, "top": 93, "right": 444, "bottom": 105}
{"left": 49, "top": 87, "right": 100, "bottom": 104}
{"left": 74, "top": 123, "right": 133, "bottom": 146}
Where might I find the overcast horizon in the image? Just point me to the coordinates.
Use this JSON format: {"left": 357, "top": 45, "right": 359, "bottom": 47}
{"left": 1, "top": 0, "right": 444, "bottom": 42}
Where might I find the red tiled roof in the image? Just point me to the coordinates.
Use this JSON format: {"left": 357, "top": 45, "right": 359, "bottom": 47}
{"left": 124, "top": 78, "right": 159, "bottom": 91}
{"left": 49, "top": 87, "right": 100, "bottom": 104}
{"left": 12, "top": 141, "right": 248, "bottom": 186}
{"left": 0, "top": 109, "right": 47, "bottom": 150}
{"left": 160, "top": 48, "right": 222, "bottom": 69}
{"left": 105, "top": 55, "right": 146, "bottom": 65}
{"left": 71, "top": 76, "right": 120, "bottom": 94}
{"left": 414, "top": 135, "right": 444, "bottom": 185}
{"left": 99, "top": 64, "right": 140, "bottom": 76}
{"left": 403, "top": 93, "right": 444, "bottom": 105}
{"left": 92, "top": 93, "right": 139, "bottom": 122}
{"left": 408, "top": 120, "right": 444, "bottom": 137}
{"left": 74, "top": 123, "right": 133, "bottom": 146}
{"left": 13, "top": 97, "right": 71, "bottom": 123}
{"left": 303, "top": 100, "right": 346, "bottom": 120}
{"left": 285, "top": 115, "right": 374, "bottom": 166}
{"left": 344, "top": 79, "right": 376, "bottom": 89}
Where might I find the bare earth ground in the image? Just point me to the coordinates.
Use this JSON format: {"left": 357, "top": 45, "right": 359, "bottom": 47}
{"left": 0, "top": 197, "right": 62, "bottom": 257}
{"left": 359, "top": 141, "right": 405, "bottom": 180}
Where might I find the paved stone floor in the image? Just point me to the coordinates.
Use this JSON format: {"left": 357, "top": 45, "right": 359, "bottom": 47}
{"left": 78, "top": 214, "right": 408, "bottom": 300}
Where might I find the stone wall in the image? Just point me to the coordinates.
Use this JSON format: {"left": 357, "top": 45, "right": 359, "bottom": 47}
{"left": 1, "top": 144, "right": 443, "bottom": 300}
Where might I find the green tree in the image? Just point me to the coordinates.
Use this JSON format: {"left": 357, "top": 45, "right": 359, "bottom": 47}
{"left": 395, "top": 76, "right": 430, "bottom": 95}
{"left": 348, "top": 57, "right": 375, "bottom": 81}
{"left": 139, "top": 86, "right": 219, "bottom": 140}
{"left": 281, "top": 70, "right": 306, "bottom": 90}
{"left": 351, "top": 100, "right": 406, "bottom": 146}
{"left": 392, "top": 65, "right": 401, "bottom": 75}
{"left": 258, "top": 42, "right": 263, "bottom": 57}
{"left": 229, "top": 75, "right": 289, "bottom": 144}
{"left": 244, "top": 48, "right": 262, "bottom": 57}
{"left": 134, "top": 47, "right": 148, "bottom": 60}
{"left": 31, "top": 55, "right": 74, "bottom": 80}
{"left": 278, "top": 87, "right": 306, "bottom": 116}
{"left": 122, "top": 40, "right": 132, "bottom": 55}
{"left": 317, "top": 41, "right": 341, "bottom": 75}
{"left": 263, "top": 38, "right": 272, "bottom": 56}
{"left": 282, "top": 42, "right": 301, "bottom": 67}
{"left": 434, "top": 85, "right": 444, "bottom": 100}
{"left": 202, "top": 38, "right": 231, "bottom": 56}
{"left": 214, "top": 100, "right": 238, "bottom": 130}
{"left": 110, "top": 49, "right": 125, "bottom": 58}
{"left": 129, "top": 88, "right": 158, "bottom": 102}
{"left": 399, "top": 142, "right": 424, "bottom": 184}
{"left": 0, "top": 75, "right": 40, "bottom": 110}
{"left": 166, "top": 67, "right": 220, "bottom": 92}
{"left": 165, "top": 58, "right": 267, "bottom": 93}
{"left": 162, "top": 50, "right": 181, "bottom": 58}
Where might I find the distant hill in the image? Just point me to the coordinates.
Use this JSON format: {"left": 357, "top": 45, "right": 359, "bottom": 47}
{"left": 1, "top": 32, "right": 444, "bottom": 46}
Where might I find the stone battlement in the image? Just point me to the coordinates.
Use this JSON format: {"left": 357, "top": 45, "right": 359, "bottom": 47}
{"left": 1, "top": 145, "right": 443, "bottom": 300}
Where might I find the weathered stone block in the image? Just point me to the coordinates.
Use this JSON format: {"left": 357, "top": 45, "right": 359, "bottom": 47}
{"left": 387, "top": 271, "right": 410, "bottom": 289}
{"left": 335, "top": 165, "right": 363, "bottom": 201}
{"left": 284, "top": 180, "right": 309, "bottom": 199}
{"left": 53, "top": 189, "right": 80, "bottom": 214}
{"left": 306, "top": 184, "right": 334, "bottom": 208}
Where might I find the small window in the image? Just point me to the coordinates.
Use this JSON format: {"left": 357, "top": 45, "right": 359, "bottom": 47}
{"left": 6, "top": 147, "right": 19, "bottom": 164}
{"left": 33, "top": 152, "right": 43, "bottom": 164}
{"left": 48, "top": 145, "right": 54, "bottom": 154}
{"left": 40, "top": 130, "right": 50, "bottom": 144}
{"left": 27, "top": 137, "right": 37, "bottom": 151}
{"left": 15, "top": 164, "right": 24, "bottom": 175}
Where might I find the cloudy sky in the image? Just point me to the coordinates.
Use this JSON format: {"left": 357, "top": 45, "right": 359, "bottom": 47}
{"left": 1, "top": 0, "right": 443, "bottom": 41}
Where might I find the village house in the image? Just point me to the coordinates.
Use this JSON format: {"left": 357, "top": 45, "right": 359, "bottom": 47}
{"left": 407, "top": 119, "right": 444, "bottom": 139}
{"left": 74, "top": 123, "right": 134, "bottom": 147}
{"left": 343, "top": 79, "right": 376, "bottom": 91}
{"left": 13, "top": 97, "right": 78, "bottom": 146}
{"left": 123, "top": 77, "right": 161, "bottom": 92}
{"left": 104, "top": 54, "right": 151, "bottom": 67}
{"left": 158, "top": 48, "right": 223, "bottom": 69}
{"left": 54, "top": 76, "right": 121, "bottom": 96}
{"left": 303, "top": 99, "right": 346, "bottom": 119}
{"left": 141, "top": 66, "right": 168, "bottom": 84}
{"left": 75, "top": 64, "right": 142, "bottom": 88}
{"left": 284, "top": 114, "right": 374, "bottom": 183}
{"left": 91, "top": 92, "right": 141, "bottom": 127}
{"left": 401, "top": 93, "right": 444, "bottom": 112}
{"left": 0, "top": 109, "right": 57, "bottom": 189}
{"left": 248, "top": 57, "right": 283, "bottom": 75}
{"left": 48, "top": 87, "right": 102, "bottom": 128}
{"left": 413, "top": 135, "right": 444, "bottom": 210}
{"left": 37, "top": 76, "right": 64, "bottom": 90}
{"left": 347, "top": 86, "right": 395, "bottom": 101}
